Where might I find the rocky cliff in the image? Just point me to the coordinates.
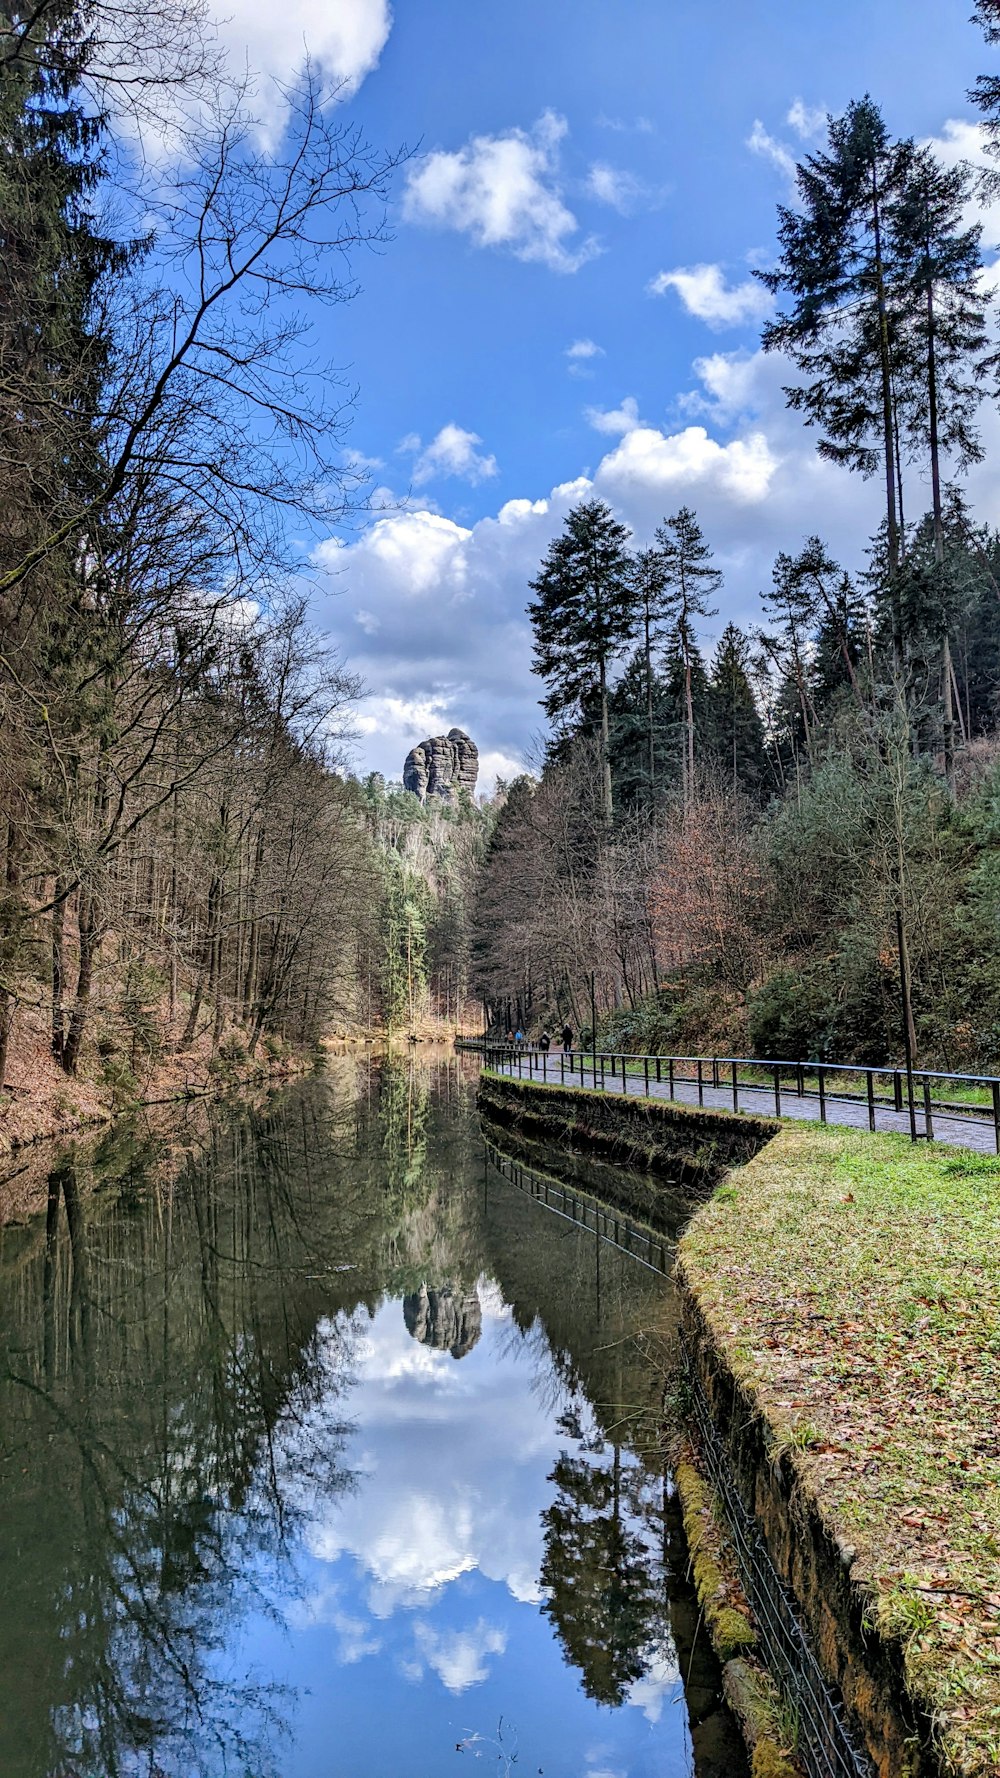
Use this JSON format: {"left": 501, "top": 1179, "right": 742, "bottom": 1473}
{"left": 403, "top": 728, "right": 479, "bottom": 803}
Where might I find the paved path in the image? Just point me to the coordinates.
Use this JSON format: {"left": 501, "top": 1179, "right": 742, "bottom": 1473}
{"left": 486, "top": 1052, "right": 999, "bottom": 1154}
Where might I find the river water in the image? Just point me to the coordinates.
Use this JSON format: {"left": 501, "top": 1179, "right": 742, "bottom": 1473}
{"left": 0, "top": 1052, "right": 747, "bottom": 1778}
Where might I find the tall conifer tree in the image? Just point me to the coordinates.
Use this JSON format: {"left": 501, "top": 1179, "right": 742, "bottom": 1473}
{"left": 654, "top": 507, "right": 720, "bottom": 809}
{"left": 528, "top": 499, "right": 635, "bottom": 824}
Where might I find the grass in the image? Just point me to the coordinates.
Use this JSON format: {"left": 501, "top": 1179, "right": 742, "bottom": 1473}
{"left": 679, "top": 1125, "right": 1000, "bottom": 1778}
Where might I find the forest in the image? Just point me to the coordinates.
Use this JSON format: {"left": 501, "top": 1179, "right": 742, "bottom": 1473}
{"left": 472, "top": 11, "right": 1000, "bottom": 1073}
{"left": 10, "top": 0, "right": 1000, "bottom": 1117}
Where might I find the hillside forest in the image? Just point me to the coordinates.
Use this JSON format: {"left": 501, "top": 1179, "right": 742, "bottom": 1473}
{"left": 10, "top": 1, "right": 1000, "bottom": 1124}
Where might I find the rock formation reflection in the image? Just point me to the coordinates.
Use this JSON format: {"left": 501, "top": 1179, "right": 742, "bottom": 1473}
{"left": 403, "top": 1282, "right": 483, "bottom": 1357}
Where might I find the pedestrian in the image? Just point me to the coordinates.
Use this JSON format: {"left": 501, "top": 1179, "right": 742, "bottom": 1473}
{"left": 505, "top": 1028, "right": 514, "bottom": 1045}
{"left": 539, "top": 1030, "right": 551, "bottom": 1053}
{"left": 514, "top": 1027, "right": 524, "bottom": 1047}
{"left": 561, "top": 1023, "right": 573, "bottom": 1053}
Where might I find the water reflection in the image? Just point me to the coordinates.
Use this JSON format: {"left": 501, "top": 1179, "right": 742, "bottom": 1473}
{"left": 0, "top": 1052, "right": 746, "bottom": 1778}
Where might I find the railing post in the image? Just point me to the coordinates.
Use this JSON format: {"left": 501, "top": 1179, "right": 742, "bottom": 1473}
{"left": 622, "top": 1056, "right": 628, "bottom": 1094}
{"left": 560, "top": 1051, "right": 565, "bottom": 1083}
{"left": 773, "top": 1065, "right": 781, "bottom": 1118}
{"left": 732, "top": 1060, "right": 739, "bottom": 1113}
{"left": 713, "top": 1056, "right": 719, "bottom": 1088}
{"left": 867, "top": 1070, "right": 876, "bottom": 1132}
{"left": 994, "top": 1081, "right": 1000, "bottom": 1156}
{"left": 697, "top": 1059, "right": 704, "bottom": 1106}
{"left": 668, "top": 1057, "right": 675, "bottom": 1100}
{"left": 644, "top": 1057, "right": 650, "bottom": 1095}
{"left": 923, "top": 1077, "right": 933, "bottom": 1141}
{"left": 600, "top": 1055, "right": 605, "bottom": 1089}
{"left": 893, "top": 1070, "right": 902, "bottom": 1113}
{"left": 542, "top": 1050, "right": 547, "bottom": 1082}
{"left": 797, "top": 1063, "right": 804, "bottom": 1098}
{"left": 656, "top": 1056, "right": 662, "bottom": 1084}
{"left": 818, "top": 1066, "right": 826, "bottom": 1123}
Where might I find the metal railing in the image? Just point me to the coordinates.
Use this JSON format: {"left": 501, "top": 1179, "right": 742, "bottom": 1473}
{"left": 457, "top": 1036, "right": 1000, "bottom": 1150}
{"left": 484, "top": 1139, "right": 672, "bottom": 1273}
{"left": 683, "top": 1339, "right": 874, "bottom": 1778}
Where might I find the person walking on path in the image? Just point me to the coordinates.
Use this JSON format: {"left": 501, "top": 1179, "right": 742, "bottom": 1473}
{"left": 561, "top": 1024, "right": 573, "bottom": 1053}
{"left": 539, "top": 1030, "right": 551, "bottom": 1053}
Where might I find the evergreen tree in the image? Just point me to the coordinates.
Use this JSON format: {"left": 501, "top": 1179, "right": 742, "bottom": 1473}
{"left": 889, "top": 143, "right": 989, "bottom": 785}
{"left": 711, "top": 624, "right": 769, "bottom": 797}
{"left": 633, "top": 546, "right": 668, "bottom": 805}
{"left": 759, "top": 99, "right": 913, "bottom": 667}
{"left": 528, "top": 499, "right": 636, "bottom": 823}
{"left": 653, "top": 507, "right": 721, "bottom": 808}
{"left": 971, "top": 2, "right": 1000, "bottom": 184}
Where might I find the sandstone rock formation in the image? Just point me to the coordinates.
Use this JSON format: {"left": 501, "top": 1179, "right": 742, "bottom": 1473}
{"left": 403, "top": 1283, "right": 482, "bottom": 1359}
{"left": 403, "top": 728, "right": 478, "bottom": 804}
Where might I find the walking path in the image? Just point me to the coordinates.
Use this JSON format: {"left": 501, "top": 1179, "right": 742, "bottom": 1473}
{"left": 485, "top": 1050, "right": 999, "bottom": 1155}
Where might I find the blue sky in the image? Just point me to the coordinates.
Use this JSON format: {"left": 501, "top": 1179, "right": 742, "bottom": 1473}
{"left": 211, "top": 0, "right": 1000, "bottom": 788}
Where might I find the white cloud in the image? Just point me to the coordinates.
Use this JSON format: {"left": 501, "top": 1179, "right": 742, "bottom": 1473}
{"left": 407, "top": 424, "right": 498, "bottom": 487}
{"left": 212, "top": 0, "right": 391, "bottom": 145}
{"left": 586, "top": 162, "right": 645, "bottom": 214}
{"left": 413, "top": 1619, "right": 508, "bottom": 1693}
{"left": 747, "top": 118, "right": 797, "bottom": 181}
{"left": 585, "top": 395, "right": 642, "bottom": 436}
{"left": 598, "top": 423, "right": 778, "bottom": 505}
{"left": 648, "top": 263, "right": 772, "bottom": 328}
{"left": 786, "top": 98, "right": 826, "bottom": 140}
{"left": 565, "top": 338, "right": 604, "bottom": 360}
{"left": 402, "top": 112, "right": 600, "bottom": 273}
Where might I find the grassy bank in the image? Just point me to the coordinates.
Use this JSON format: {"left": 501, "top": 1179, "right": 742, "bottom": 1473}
{"left": 679, "top": 1124, "right": 1000, "bottom": 1778}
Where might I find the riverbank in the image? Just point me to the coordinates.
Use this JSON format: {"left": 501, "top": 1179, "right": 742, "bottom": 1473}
{"left": 678, "top": 1123, "right": 1000, "bottom": 1778}
{"left": 0, "top": 990, "right": 313, "bottom": 1159}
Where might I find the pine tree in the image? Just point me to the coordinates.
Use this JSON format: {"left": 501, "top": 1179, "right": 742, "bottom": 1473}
{"left": 528, "top": 499, "right": 636, "bottom": 823}
{"left": 710, "top": 624, "right": 769, "bottom": 797}
{"left": 759, "top": 98, "right": 913, "bottom": 668}
{"left": 889, "top": 144, "right": 989, "bottom": 785}
{"left": 971, "top": 1, "right": 1000, "bottom": 183}
{"left": 653, "top": 507, "right": 720, "bottom": 809}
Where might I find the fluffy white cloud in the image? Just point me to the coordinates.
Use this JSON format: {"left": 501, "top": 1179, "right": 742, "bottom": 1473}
{"left": 586, "top": 161, "right": 645, "bottom": 213}
{"left": 212, "top": 0, "right": 391, "bottom": 145}
{"left": 402, "top": 112, "right": 599, "bottom": 273}
{"left": 648, "top": 262, "right": 773, "bottom": 328}
{"left": 585, "top": 395, "right": 641, "bottom": 435}
{"left": 747, "top": 117, "right": 797, "bottom": 182}
{"left": 409, "top": 424, "right": 498, "bottom": 487}
{"left": 598, "top": 423, "right": 777, "bottom": 505}
{"left": 565, "top": 337, "right": 604, "bottom": 360}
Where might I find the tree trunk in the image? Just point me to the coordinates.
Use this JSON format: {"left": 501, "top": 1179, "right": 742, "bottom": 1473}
{"left": 51, "top": 882, "right": 67, "bottom": 1063}
{"left": 925, "top": 272, "right": 955, "bottom": 790}
{"left": 62, "top": 887, "right": 100, "bottom": 1076}
{"left": 871, "top": 162, "right": 904, "bottom": 672}
{"left": 599, "top": 655, "right": 614, "bottom": 824}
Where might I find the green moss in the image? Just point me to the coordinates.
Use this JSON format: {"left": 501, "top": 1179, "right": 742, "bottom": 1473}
{"left": 714, "top": 1606, "right": 758, "bottom": 1660}
{"left": 751, "top": 1741, "right": 799, "bottom": 1778}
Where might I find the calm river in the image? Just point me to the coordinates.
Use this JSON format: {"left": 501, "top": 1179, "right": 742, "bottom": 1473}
{"left": 0, "top": 1052, "right": 746, "bottom": 1778}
